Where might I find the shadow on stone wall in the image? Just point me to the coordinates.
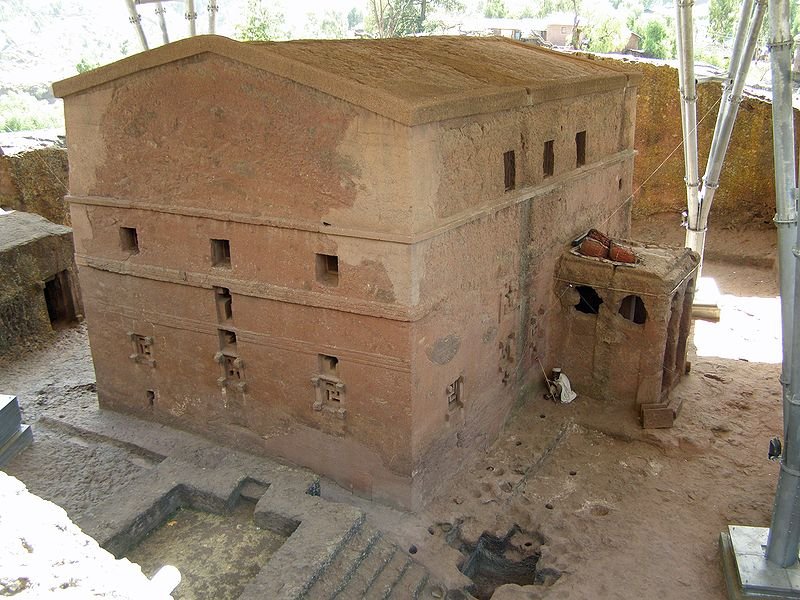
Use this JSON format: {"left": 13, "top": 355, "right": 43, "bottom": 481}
{"left": 0, "top": 147, "right": 69, "bottom": 226}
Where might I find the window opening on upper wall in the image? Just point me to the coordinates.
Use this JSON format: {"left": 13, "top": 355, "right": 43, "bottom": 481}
{"left": 211, "top": 239, "right": 231, "bottom": 267}
{"left": 574, "top": 285, "right": 603, "bottom": 314}
{"left": 503, "top": 150, "right": 516, "bottom": 191}
{"left": 120, "top": 227, "right": 139, "bottom": 254}
{"left": 316, "top": 253, "right": 339, "bottom": 286}
{"left": 543, "top": 140, "right": 555, "bottom": 177}
{"left": 576, "top": 130, "right": 587, "bottom": 167}
{"left": 619, "top": 295, "right": 647, "bottom": 324}
{"left": 215, "top": 287, "right": 233, "bottom": 322}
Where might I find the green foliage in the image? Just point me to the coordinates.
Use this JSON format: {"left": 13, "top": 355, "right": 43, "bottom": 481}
{"left": 75, "top": 57, "right": 99, "bottom": 74}
{"left": 708, "top": 0, "right": 737, "bottom": 45}
{"left": 586, "top": 14, "right": 625, "bottom": 53}
{"left": 366, "top": 0, "right": 464, "bottom": 37}
{"left": 0, "top": 92, "right": 63, "bottom": 132}
{"left": 517, "top": 6, "right": 535, "bottom": 18}
{"left": 347, "top": 7, "right": 363, "bottom": 29}
{"left": 321, "top": 11, "right": 346, "bottom": 38}
{"left": 235, "top": 0, "right": 288, "bottom": 41}
{"left": 641, "top": 19, "right": 669, "bottom": 58}
{"left": 484, "top": 0, "right": 507, "bottom": 18}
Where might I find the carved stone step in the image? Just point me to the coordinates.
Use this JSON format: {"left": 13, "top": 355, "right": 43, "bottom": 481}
{"left": 333, "top": 537, "right": 396, "bottom": 599}
{"left": 305, "top": 526, "right": 382, "bottom": 600}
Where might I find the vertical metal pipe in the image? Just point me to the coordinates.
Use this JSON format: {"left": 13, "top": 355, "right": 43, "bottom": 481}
{"left": 697, "top": 0, "right": 766, "bottom": 229}
{"left": 208, "top": 1, "right": 218, "bottom": 34}
{"left": 125, "top": 0, "right": 149, "bottom": 51}
{"left": 766, "top": 0, "right": 800, "bottom": 568}
{"left": 675, "top": 1, "right": 702, "bottom": 269}
{"left": 155, "top": 1, "right": 169, "bottom": 45}
{"left": 186, "top": 0, "right": 197, "bottom": 36}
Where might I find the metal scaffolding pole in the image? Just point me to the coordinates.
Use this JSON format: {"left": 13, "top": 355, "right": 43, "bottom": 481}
{"left": 155, "top": 1, "right": 170, "bottom": 44}
{"left": 185, "top": 0, "right": 197, "bottom": 36}
{"left": 766, "top": 0, "right": 800, "bottom": 569}
{"left": 208, "top": 1, "right": 218, "bottom": 34}
{"left": 675, "top": 0, "right": 702, "bottom": 269}
{"left": 125, "top": 0, "right": 149, "bottom": 51}
{"left": 696, "top": 0, "right": 766, "bottom": 239}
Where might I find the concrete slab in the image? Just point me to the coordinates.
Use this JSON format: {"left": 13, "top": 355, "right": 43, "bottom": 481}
{"left": 720, "top": 525, "right": 800, "bottom": 599}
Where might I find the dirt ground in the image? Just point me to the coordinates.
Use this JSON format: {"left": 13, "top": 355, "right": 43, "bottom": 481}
{"left": 0, "top": 216, "right": 787, "bottom": 599}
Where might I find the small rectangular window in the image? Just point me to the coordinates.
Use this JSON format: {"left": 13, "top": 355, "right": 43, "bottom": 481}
{"left": 219, "top": 329, "right": 237, "bottom": 352}
{"left": 503, "top": 150, "right": 516, "bottom": 191}
{"left": 315, "top": 253, "right": 339, "bottom": 286}
{"left": 576, "top": 130, "right": 586, "bottom": 167}
{"left": 319, "top": 354, "right": 339, "bottom": 376}
{"left": 211, "top": 239, "right": 231, "bottom": 267}
{"left": 120, "top": 227, "right": 139, "bottom": 254}
{"left": 215, "top": 287, "right": 233, "bottom": 322}
{"left": 146, "top": 390, "right": 156, "bottom": 407}
{"left": 543, "top": 140, "right": 555, "bottom": 177}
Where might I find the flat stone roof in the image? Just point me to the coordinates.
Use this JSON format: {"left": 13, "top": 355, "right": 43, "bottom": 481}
{"left": 0, "top": 211, "right": 71, "bottom": 254}
{"left": 53, "top": 35, "right": 640, "bottom": 126}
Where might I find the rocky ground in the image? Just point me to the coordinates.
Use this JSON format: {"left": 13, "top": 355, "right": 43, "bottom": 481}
{"left": 0, "top": 221, "right": 786, "bottom": 599}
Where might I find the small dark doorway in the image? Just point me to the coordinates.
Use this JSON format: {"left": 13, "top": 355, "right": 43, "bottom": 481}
{"left": 43, "top": 271, "right": 77, "bottom": 327}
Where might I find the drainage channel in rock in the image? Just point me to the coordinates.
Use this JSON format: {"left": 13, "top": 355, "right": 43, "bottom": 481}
{"left": 125, "top": 498, "right": 286, "bottom": 600}
{"left": 443, "top": 522, "right": 560, "bottom": 599}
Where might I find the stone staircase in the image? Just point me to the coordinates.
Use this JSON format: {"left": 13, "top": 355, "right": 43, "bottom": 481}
{"left": 303, "top": 522, "right": 440, "bottom": 600}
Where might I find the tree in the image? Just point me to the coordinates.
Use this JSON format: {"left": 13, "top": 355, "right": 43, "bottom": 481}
{"left": 320, "top": 11, "right": 346, "bottom": 38}
{"left": 235, "top": 0, "right": 288, "bottom": 41}
{"left": 708, "top": 0, "right": 737, "bottom": 45}
{"left": 366, "top": 0, "right": 464, "bottom": 37}
{"left": 586, "top": 14, "right": 624, "bottom": 53}
{"left": 484, "top": 0, "right": 507, "bottom": 18}
{"left": 641, "top": 19, "right": 669, "bottom": 58}
{"left": 347, "top": 7, "right": 363, "bottom": 29}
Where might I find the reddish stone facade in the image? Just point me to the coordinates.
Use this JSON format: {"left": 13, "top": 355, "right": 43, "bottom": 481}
{"left": 54, "top": 35, "right": 640, "bottom": 509}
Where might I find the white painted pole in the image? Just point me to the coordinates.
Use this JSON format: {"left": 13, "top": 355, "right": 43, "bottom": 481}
{"left": 125, "top": 0, "right": 149, "bottom": 50}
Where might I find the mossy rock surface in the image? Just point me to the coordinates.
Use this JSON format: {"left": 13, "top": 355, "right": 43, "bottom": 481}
{"left": 0, "top": 147, "right": 69, "bottom": 225}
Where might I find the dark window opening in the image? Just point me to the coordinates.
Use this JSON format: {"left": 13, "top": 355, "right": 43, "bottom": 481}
{"left": 215, "top": 287, "right": 233, "bottom": 322}
{"left": 619, "top": 295, "right": 647, "bottom": 324}
{"left": 43, "top": 271, "right": 77, "bottom": 327}
{"left": 543, "top": 140, "right": 555, "bottom": 177}
{"left": 147, "top": 390, "right": 155, "bottom": 407}
{"left": 320, "top": 354, "right": 339, "bottom": 376}
{"left": 504, "top": 150, "right": 516, "bottom": 191}
{"left": 211, "top": 239, "right": 231, "bottom": 267}
{"left": 576, "top": 130, "right": 587, "bottom": 167}
{"left": 618, "top": 177, "right": 623, "bottom": 191}
{"left": 120, "top": 227, "right": 139, "bottom": 254}
{"left": 219, "top": 329, "right": 237, "bottom": 352}
{"left": 316, "top": 253, "right": 339, "bottom": 286}
{"left": 575, "top": 285, "right": 603, "bottom": 314}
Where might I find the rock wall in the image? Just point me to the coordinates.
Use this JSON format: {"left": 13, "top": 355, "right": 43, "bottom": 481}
{"left": 0, "top": 148, "right": 69, "bottom": 226}
{"left": 596, "top": 56, "right": 798, "bottom": 229}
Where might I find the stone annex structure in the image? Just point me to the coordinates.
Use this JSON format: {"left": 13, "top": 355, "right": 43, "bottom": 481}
{"left": 554, "top": 240, "right": 698, "bottom": 428}
{"left": 0, "top": 210, "right": 82, "bottom": 355}
{"left": 53, "top": 35, "right": 640, "bottom": 509}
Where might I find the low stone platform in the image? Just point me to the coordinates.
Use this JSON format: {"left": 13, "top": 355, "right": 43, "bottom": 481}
{"left": 16, "top": 406, "right": 448, "bottom": 599}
